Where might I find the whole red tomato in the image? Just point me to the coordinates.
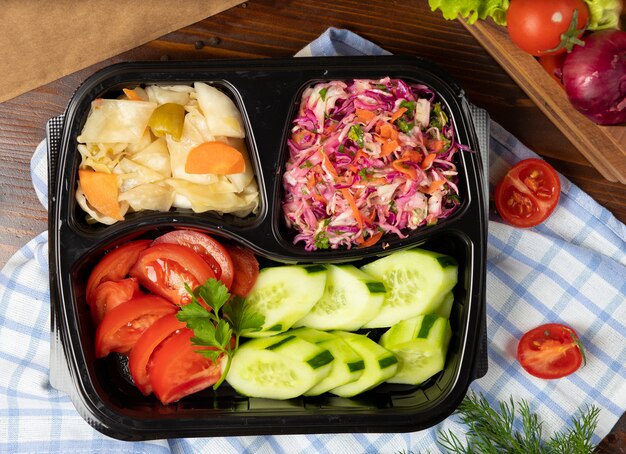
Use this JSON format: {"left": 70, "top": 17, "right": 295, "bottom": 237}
{"left": 506, "top": 0, "right": 589, "bottom": 56}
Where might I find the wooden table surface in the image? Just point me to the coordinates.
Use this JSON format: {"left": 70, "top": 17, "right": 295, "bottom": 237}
{"left": 0, "top": 0, "right": 623, "bottom": 449}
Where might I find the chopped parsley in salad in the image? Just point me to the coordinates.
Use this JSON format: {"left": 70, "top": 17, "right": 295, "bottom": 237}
{"left": 282, "top": 77, "right": 466, "bottom": 251}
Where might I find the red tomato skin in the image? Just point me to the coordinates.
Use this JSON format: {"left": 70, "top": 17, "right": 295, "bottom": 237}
{"left": 223, "top": 244, "right": 259, "bottom": 297}
{"left": 128, "top": 313, "right": 186, "bottom": 395}
{"left": 129, "top": 243, "right": 216, "bottom": 305}
{"left": 517, "top": 323, "right": 584, "bottom": 379}
{"left": 90, "top": 277, "right": 141, "bottom": 325}
{"left": 506, "top": 0, "right": 589, "bottom": 56}
{"left": 86, "top": 240, "right": 151, "bottom": 305}
{"left": 494, "top": 158, "right": 561, "bottom": 228}
{"left": 152, "top": 230, "right": 234, "bottom": 290}
{"left": 538, "top": 53, "right": 567, "bottom": 87}
{"left": 95, "top": 294, "right": 176, "bottom": 358}
{"left": 149, "top": 328, "right": 223, "bottom": 405}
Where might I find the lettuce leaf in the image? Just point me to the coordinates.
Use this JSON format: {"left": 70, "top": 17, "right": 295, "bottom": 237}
{"left": 428, "top": 0, "right": 510, "bottom": 25}
{"left": 584, "top": 0, "right": 623, "bottom": 30}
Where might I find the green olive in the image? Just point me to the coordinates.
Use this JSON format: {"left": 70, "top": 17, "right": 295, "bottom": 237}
{"left": 148, "top": 103, "right": 185, "bottom": 140}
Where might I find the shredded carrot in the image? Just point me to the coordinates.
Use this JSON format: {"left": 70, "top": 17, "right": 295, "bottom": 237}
{"left": 421, "top": 153, "right": 436, "bottom": 169}
{"left": 392, "top": 158, "right": 417, "bottom": 180}
{"left": 359, "top": 231, "right": 383, "bottom": 248}
{"left": 379, "top": 123, "right": 397, "bottom": 140}
{"left": 390, "top": 107, "right": 407, "bottom": 123}
{"left": 381, "top": 139, "right": 399, "bottom": 157}
{"left": 78, "top": 170, "right": 124, "bottom": 221}
{"left": 425, "top": 138, "right": 445, "bottom": 152}
{"left": 185, "top": 141, "right": 245, "bottom": 175}
{"left": 123, "top": 88, "right": 143, "bottom": 101}
{"left": 320, "top": 150, "right": 338, "bottom": 179}
{"left": 423, "top": 179, "right": 447, "bottom": 194}
{"left": 356, "top": 108, "right": 376, "bottom": 124}
{"left": 341, "top": 188, "right": 363, "bottom": 230}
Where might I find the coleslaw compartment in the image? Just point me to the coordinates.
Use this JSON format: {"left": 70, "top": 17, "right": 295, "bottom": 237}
{"left": 48, "top": 56, "right": 488, "bottom": 440}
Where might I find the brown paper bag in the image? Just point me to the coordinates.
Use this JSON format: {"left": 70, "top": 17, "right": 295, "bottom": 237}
{"left": 0, "top": 0, "right": 244, "bottom": 103}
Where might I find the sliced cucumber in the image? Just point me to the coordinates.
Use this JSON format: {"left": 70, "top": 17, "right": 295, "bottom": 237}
{"left": 294, "top": 264, "right": 386, "bottom": 331}
{"left": 291, "top": 327, "right": 366, "bottom": 396}
{"left": 243, "top": 265, "right": 327, "bottom": 337}
{"left": 361, "top": 248, "right": 458, "bottom": 328}
{"left": 432, "top": 291, "right": 454, "bottom": 319}
{"left": 379, "top": 314, "right": 452, "bottom": 385}
{"left": 226, "top": 333, "right": 334, "bottom": 399}
{"left": 329, "top": 331, "right": 398, "bottom": 398}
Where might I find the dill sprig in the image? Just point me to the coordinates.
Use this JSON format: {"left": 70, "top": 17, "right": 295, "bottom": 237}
{"left": 437, "top": 392, "right": 600, "bottom": 454}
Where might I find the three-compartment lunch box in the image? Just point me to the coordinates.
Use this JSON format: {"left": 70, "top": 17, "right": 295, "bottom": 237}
{"left": 48, "top": 56, "right": 488, "bottom": 440}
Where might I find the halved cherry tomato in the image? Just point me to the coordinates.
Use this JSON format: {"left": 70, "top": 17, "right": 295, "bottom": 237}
{"left": 95, "top": 295, "right": 176, "bottom": 358}
{"left": 223, "top": 244, "right": 259, "bottom": 297}
{"left": 128, "top": 313, "right": 186, "bottom": 395}
{"left": 85, "top": 240, "right": 151, "bottom": 305}
{"left": 152, "top": 230, "right": 234, "bottom": 290}
{"left": 149, "top": 327, "right": 224, "bottom": 405}
{"left": 90, "top": 277, "right": 141, "bottom": 325}
{"left": 506, "top": 0, "right": 589, "bottom": 56}
{"left": 129, "top": 243, "right": 216, "bottom": 305}
{"left": 517, "top": 323, "right": 585, "bottom": 379}
{"left": 494, "top": 158, "right": 561, "bottom": 228}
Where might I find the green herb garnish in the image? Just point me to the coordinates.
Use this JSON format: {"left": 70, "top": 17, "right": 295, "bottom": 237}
{"left": 396, "top": 118, "right": 414, "bottom": 134}
{"left": 177, "top": 279, "right": 264, "bottom": 390}
{"left": 437, "top": 393, "right": 600, "bottom": 454}
{"left": 399, "top": 100, "right": 416, "bottom": 117}
{"left": 314, "top": 230, "right": 330, "bottom": 249}
{"left": 430, "top": 102, "right": 448, "bottom": 130}
{"left": 319, "top": 87, "right": 329, "bottom": 101}
{"left": 348, "top": 124, "right": 365, "bottom": 147}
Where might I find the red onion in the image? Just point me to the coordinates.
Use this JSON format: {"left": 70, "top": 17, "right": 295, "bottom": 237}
{"left": 562, "top": 30, "right": 626, "bottom": 125}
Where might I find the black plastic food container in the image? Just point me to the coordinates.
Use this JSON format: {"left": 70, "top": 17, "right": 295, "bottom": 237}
{"left": 48, "top": 56, "right": 488, "bottom": 441}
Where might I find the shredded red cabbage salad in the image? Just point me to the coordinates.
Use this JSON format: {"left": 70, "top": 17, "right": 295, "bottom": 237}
{"left": 282, "top": 77, "right": 465, "bottom": 251}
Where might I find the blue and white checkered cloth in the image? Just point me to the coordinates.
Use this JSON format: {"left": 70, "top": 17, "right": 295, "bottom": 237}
{"left": 1, "top": 28, "right": 625, "bottom": 453}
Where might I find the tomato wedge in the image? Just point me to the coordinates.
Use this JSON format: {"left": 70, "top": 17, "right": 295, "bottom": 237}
{"left": 149, "top": 327, "right": 224, "bottom": 405}
{"left": 90, "top": 277, "right": 141, "bottom": 325}
{"left": 129, "top": 243, "right": 216, "bottom": 305}
{"left": 223, "top": 244, "right": 259, "bottom": 297}
{"left": 152, "top": 230, "right": 234, "bottom": 290}
{"left": 128, "top": 313, "right": 186, "bottom": 395}
{"left": 517, "top": 323, "right": 585, "bottom": 379}
{"left": 86, "top": 240, "right": 151, "bottom": 305}
{"left": 95, "top": 295, "right": 176, "bottom": 358}
{"left": 494, "top": 158, "right": 560, "bottom": 228}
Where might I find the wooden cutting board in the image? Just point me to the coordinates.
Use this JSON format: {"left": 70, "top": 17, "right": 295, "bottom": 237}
{"left": 462, "top": 19, "right": 626, "bottom": 184}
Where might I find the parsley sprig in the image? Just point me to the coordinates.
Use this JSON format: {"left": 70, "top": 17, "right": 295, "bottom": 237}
{"left": 176, "top": 278, "right": 264, "bottom": 390}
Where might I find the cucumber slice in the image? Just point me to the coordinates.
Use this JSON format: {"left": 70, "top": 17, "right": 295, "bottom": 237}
{"left": 329, "top": 331, "right": 398, "bottom": 398}
{"left": 226, "top": 333, "right": 333, "bottom": 399}
{"left": 294, "top": 264, "right": 386, "bottom": 331}
{"left": 432, "top": 291, "right": 454, "bottom": 319}
{"left": 379, "top": 314, "right": 452, "bottom": 385}
{"left": 361, "top": 248, "right": 458, "bottom": 328}
{"left": 291, "top": 327, "right": 366, "bottom": 396}
{"left": 243, "top": 265, "right": 327, "bottom": 337}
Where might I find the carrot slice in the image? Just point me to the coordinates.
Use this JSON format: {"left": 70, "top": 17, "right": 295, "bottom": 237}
{"left": 390, "top": 107, "right": 407, "bottom": 123}
{"left": 379, "top": 123, "right": 397, "bottom": 139}
{"left": 341, "top": 188, "right": 363, "bottom": 230}
{"left": 421, "top": 153, "right": 436, "bottom": 170}
{"left": 78, "top": 170, "right": 124, "bottom": 221}
{"left": 392, "top": 158, "right": 417, "bottom": 180}
{"left": 123, "top": 88, "right": 143, "bottom": 101}
{"left": 185, "top": 141, "right": 245, "bottom": 175}
{"left": 381, "top": 139, "right": 399, "bottom": 157}
{"left": 359, "top": 231, "right": 383, "bottom": 248}
{"left": 356, "top": 108, "right": 376, "bottom": 124}
{"left": 422, "top": 179, "right": 447, "bottom": 194}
